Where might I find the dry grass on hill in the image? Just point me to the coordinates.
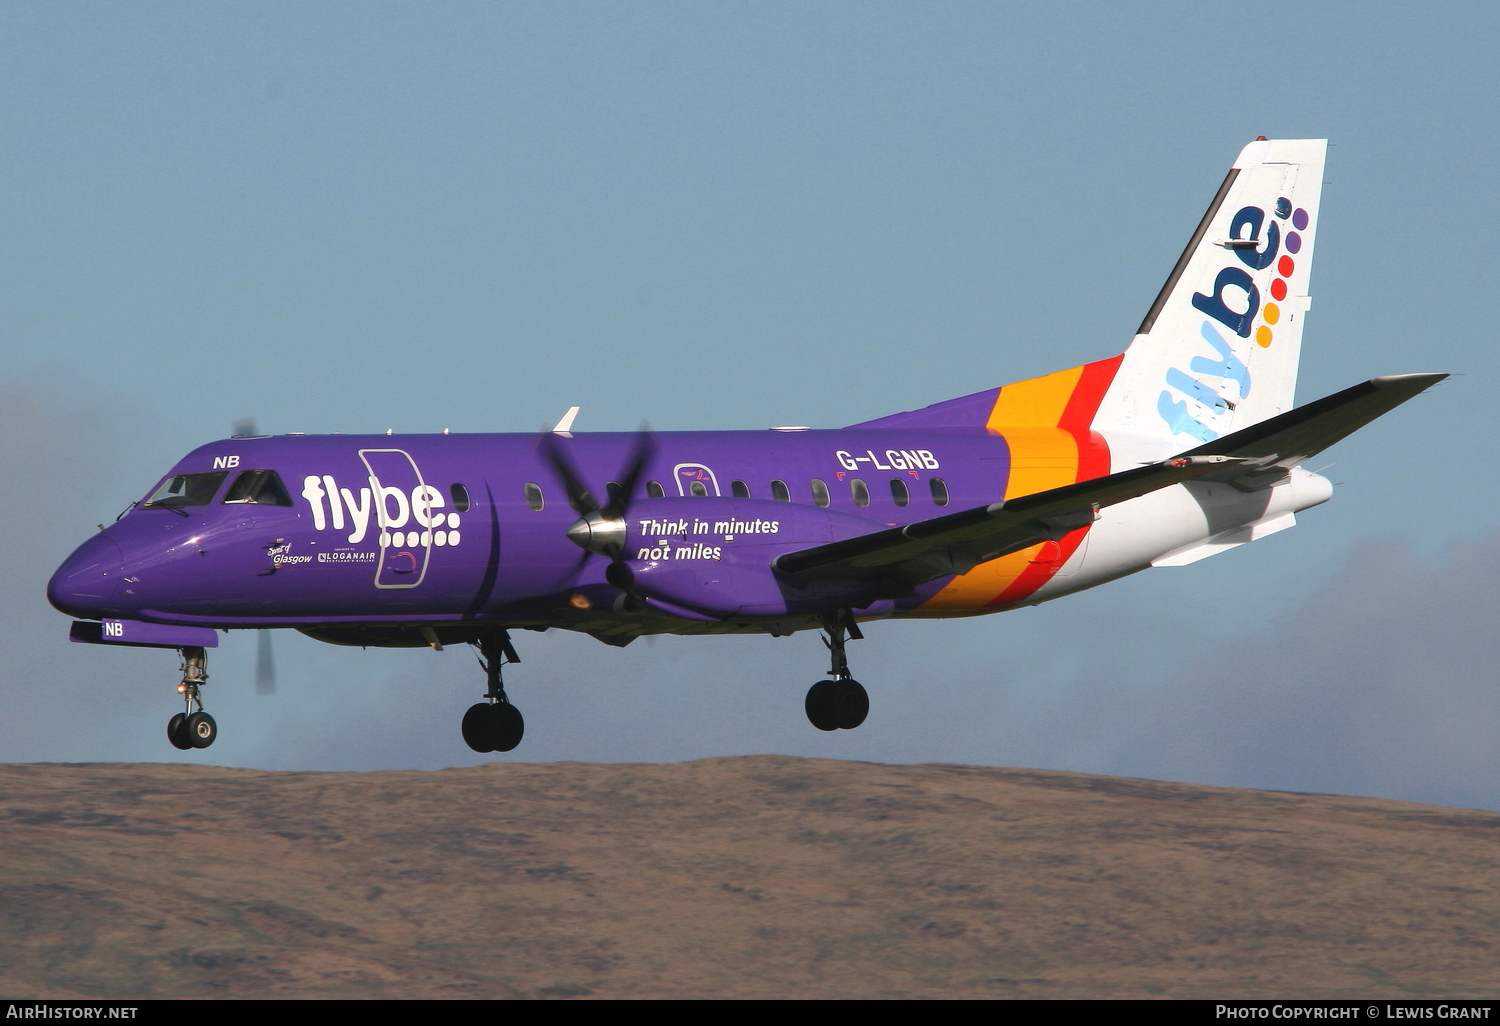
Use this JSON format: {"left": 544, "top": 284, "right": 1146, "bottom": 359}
{"left": 2, "top": 756, "right": 1498, "bottom": 999}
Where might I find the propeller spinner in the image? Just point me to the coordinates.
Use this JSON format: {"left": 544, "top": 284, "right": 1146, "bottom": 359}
{"left": 537, "top": 426, "right": 656, "bottom": 567}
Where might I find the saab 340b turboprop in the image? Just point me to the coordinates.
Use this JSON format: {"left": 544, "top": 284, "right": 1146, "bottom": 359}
{"left": 48, "top": 137, "right": 1445, "bottom": 754}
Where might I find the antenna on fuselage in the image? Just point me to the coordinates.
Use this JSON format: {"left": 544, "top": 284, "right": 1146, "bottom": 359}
{"left": 552, "top": 406, "right": 580, "bottom": 437}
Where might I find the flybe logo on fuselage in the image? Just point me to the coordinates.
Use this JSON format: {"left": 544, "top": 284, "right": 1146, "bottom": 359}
{"left": 1158, "top": 199, "right": 1312, "bottom": 442}
{"left": 299, "top": 476, "right": 463, "bottom": 548}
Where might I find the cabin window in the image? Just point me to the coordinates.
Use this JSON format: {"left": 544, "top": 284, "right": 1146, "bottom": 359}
{"left": 222, "top": 469, "right": 294, "bottom": 506}
{"left": 524, "top": 482, "right": 545, "bottom": 511}
{"left": 850, "top": 478, "right": 870, "bottom": 507}
{"left": 450, "top": 483, "right": 471, "bottom": 512}
{"left": 731, "top": 480, "right": 751, "bottom": 499}
{"left": 930, "top": 477, "right": 949, "bottom": 506}
{"left": 770, "top": 479, "right": 790, "bottom": 502}
{"left": 646, "top": 480, "right": 665, "bottom": 498}
{"left": 810, "top": 479, "right": 830, "bottom": 508}
{"left": 143, "top": 471, "right": 229, "bottom": 509}
{"left": 689, "top": 480, "right": 709, "bottom": 497}
{"left": 890, "top": 479, "right": 910, "bottom": 507}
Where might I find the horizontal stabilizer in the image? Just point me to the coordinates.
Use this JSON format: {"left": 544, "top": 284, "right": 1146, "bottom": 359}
{"left": 1176, "top": 372, "right": 1448, "bottom": 483}
{"left": 773, "top": 455, "right": 1239, "bottom": 585}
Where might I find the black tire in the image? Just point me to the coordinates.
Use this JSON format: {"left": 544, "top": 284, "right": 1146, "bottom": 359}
{"left": 167, "top": 713, "right": 193, "bottom": 750}
{"left": 185, "top": 711, "right": 217, "bottom": 749}
{"left": 493, "top": 703, "right": 524, "bottom": 753}
{"left": 832, "top": 679, "right": 869, "bottom": 730}
{"left": 804, "top": 680, "right": 840, "bottom": 731}
{"left": 461, "top": 702, "right": 496, "bottom": 753}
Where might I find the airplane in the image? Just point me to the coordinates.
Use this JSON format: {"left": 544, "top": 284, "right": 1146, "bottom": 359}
{"left": 48, "top": 137, "right": 1446, "bottom": 754}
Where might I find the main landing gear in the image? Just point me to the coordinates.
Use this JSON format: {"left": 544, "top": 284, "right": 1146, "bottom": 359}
{"left": 805, "top": 611, "right": 869, "bottom": 732}
{"left": 167, "top": 646, "right": 217, "bottom": 750}
{"left": 462, "top": 631, "right": 525, "bottom": 754}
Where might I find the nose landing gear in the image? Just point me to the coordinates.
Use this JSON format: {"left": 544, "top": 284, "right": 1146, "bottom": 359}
{"left": 167, "top": 646, "right": 217, "bottom": 750}
{"left": 805, "top": 611, "right": 869, "bottom": 732}
{"left": 462, "top": 631, "right": 525, "bottom": 754}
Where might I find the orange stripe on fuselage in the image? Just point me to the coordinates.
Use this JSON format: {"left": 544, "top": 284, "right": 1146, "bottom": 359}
{"left": 911, "top": 355, "right": 1122, "bottom": 616}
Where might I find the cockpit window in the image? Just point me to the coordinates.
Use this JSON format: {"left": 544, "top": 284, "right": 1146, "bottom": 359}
{"left": 223, "top": 469, "right": 295, "bottom": 506}
{"left": 143, "top": 471, "right": 229, "bottom": 508}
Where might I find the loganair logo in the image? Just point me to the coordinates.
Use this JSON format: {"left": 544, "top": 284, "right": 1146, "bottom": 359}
{"left": 1158, "top": 198, "right": 1311, "bottom": 442}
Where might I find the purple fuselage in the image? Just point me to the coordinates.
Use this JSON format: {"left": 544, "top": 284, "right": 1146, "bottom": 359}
{"left": 49, "top": 429, "right": 1017, "bottom": 637}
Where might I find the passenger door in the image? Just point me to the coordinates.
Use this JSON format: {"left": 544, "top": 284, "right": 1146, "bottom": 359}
{"left": 358, "top": 448, "right": 433, "bottom": 589}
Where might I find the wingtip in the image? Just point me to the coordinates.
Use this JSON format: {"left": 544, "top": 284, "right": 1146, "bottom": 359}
{"left": 1371, "top": 373, "right": 1450, "bottom": 388}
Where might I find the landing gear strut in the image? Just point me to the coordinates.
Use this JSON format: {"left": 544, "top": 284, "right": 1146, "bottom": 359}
{"left": 167, "top": 646, "right": 217, "bottom": 750}
{"left": 805, "top": 611, "right": 869, "bottom": 732}
{"left": 462, "top": 631, "right": 525, "bottom": 753}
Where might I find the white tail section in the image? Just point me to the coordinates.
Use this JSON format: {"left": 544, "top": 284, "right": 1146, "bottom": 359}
{"left": 1093, "top": 139, "right": 1327, "bottom": 445}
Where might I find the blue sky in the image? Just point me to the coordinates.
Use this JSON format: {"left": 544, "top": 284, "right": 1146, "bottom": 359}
{"left": 3, "top": 2, "right": 1498, "bottom": 809}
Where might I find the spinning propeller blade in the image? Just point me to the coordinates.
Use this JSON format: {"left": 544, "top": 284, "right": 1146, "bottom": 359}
{"left": 538, "top": 425, "right": 656, "bottom": 569}
{"left": 231, "top": 416, "right": 279, "bottom": 696}
{"left": 537, "top": 431, "right": 600, "bottom": 515}
{"left": 255, "top": 630, "right": 276, "bottom": 695}
{"left": 603, "top": 429, "right": 657, "bottom": 519}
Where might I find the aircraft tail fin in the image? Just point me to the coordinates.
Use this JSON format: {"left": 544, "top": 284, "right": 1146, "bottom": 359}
{"left": 850, "top": 139, "right": 1326, "bottom": 450}
{"left": 1090, "top": 138, "right": 1328, "bottom": 443}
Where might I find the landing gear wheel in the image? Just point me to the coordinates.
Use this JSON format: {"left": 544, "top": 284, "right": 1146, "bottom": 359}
{"left": 462, "top": 703, "right": 496, "bottom": 753}
{"left": 806, "top": 679, "right": 868, "bottom": 731}
{"left": 805, "top": 680, "right": 840, "bottom": 731}
{"left": 185, "top": 711, "right": 217, "bottom": 749}
{"left": 492, "top": 703, "right": 524, "bottom": 753}
{"left": 462, "top": 703, "right": 526, "bottom": 754}
{"left": 831, "top": 679, "right": 868, "bottom": 729}
{"left": 167, "top": 713, "right": 193, "bottom": 750}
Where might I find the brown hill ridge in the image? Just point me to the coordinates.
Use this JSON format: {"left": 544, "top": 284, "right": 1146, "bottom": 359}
{"left": 1, "top": 756, "right": 1498, "bottom": 999}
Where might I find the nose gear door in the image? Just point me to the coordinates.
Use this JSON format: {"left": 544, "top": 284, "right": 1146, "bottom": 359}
{"left": 359, "top": 448, "right": 433, "bottom": 589}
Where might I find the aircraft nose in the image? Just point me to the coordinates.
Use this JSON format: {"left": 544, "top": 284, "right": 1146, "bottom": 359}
{"left": 47, "top": 533, "right": 124, "bottom": 618}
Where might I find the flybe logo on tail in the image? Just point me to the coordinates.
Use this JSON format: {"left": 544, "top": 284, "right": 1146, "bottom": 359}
{"left": 1158, "top": 200, "right": 1312, "bottom": 441}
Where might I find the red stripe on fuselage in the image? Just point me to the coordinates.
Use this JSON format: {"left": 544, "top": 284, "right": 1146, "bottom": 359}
{"left": 986, "top": 354, "right": 1123, "bottom": 609}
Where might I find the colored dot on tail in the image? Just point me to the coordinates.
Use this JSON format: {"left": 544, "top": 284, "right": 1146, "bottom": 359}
{"left": 1270, "top": 278, "right": 1288, "bottom": 301}
{"left": 1278, "top": 255, "right": 1295, "bottom": 277}
{"left": 1256, "top": 325, "right": 1273, "bottom": 347}
{"left": 1264, "top": 303, "right": 1280, "bottom": 325}
{"left": 1293, "top": 208, "right": 1309, "bottom": 230}
{"left": 1285, "top": 231, "right": 1301, "bottom": 254}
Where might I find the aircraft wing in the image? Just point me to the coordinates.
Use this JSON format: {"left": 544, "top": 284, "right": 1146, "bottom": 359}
{"left": 774, "top": 373, "right": 1447, "bottom": 587}
{"left": 772, "top": 454, "right": 1239, "bottom": 583}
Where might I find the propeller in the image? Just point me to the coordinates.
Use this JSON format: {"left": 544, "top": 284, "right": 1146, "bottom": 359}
{"left": 232, "top": 415, "right": 279, "bottom": 695}
{"left": 255, "top": 629, "right": 277, "bottom": 695}
{"left": 537, "top": 425, "right": 656, "bottom": 587}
